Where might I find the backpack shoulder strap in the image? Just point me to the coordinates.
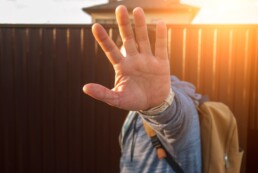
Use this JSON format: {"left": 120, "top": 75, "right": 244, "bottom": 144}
{"left": 143, "top": 121, "right": 185, "bottom": 173}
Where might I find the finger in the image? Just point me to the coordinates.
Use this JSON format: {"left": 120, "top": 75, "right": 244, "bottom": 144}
{"left": 92, "top": 23, "right": 123, "bottom": 65}
{"left": 133, "top": 7, "right": 152, "bottom": 55}
{"left": 155, "top": 22, "right": 168, "bottom": 59}
{"left": 116, "top": 5, "right": 138, "bottom": 56}
{"left": 83, "top": 83, "right": 120, "bottom": 108}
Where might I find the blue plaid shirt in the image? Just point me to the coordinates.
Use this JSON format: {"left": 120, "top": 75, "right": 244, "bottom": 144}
{"left": 119, "top": 76, "right": 202, "bottom": 173}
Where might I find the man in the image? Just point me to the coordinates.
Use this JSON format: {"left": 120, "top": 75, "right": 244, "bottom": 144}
{"left": 83, "top": 5, "right": 202, "bottom": 173}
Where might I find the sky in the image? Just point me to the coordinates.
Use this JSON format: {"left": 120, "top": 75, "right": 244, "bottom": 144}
{"left": 0, "top": 0, "right": 107, "bottom": 24}
{"left": 1, "top": 0, "right": 258, "bottom": 24}
{"left": 191, "top": 0, "right": 258, "bottom": 23}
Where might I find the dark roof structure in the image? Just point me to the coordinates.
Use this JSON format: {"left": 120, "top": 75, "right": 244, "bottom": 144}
{"left": 83, "top": 0, "right": 199, "bottom": 15}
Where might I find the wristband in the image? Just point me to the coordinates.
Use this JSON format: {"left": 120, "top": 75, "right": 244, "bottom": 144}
{"left": 139, "top": 88, "right": 174, "bottom": 115}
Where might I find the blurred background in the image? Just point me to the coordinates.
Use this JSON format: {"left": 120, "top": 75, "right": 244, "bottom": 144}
{"left": 1, "top": 0, "right": 258, "bottom": 24}
{"left": 0, "top": 0, "right": 258, "bottom": 173}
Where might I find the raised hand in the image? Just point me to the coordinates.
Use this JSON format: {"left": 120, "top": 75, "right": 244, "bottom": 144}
{"left": 83, "top": 5, "right": 171, "bottom": 111}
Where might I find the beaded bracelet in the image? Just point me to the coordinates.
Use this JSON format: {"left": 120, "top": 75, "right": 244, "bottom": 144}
{"left": 139, "top": 88, "right": 174, "bottom": 115}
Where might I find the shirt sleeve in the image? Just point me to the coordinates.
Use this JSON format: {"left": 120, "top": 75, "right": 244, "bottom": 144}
{"left": 139, "top": 76, "right": 201, "bottom": 153}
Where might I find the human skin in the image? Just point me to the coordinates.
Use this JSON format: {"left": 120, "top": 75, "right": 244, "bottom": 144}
{"left": 83, "top": 5, "right": 171, "bottom": 111}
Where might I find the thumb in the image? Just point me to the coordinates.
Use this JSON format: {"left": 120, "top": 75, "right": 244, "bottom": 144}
{"left": 83, "top": 83, "right": 120, "bottom": 107}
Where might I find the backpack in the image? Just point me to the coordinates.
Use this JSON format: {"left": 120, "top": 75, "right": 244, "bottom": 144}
{"left": 143, "top": 101, "right": 244, "bottom": 173}
{"left": 198, "top": 101, "right": 244, "bottom": 173}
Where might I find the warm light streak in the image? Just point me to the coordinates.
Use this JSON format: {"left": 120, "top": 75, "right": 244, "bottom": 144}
{"left": 243, "top": 30, "right": 249, "bottom": 102}
{"left": 182, "top": 28, "right": 187, "bottom": 79}
{"left": 212, "top": 29, "right": 217, "bottom": 97}
{"left": 197, "top": 28, "right": 202, "bottom": 90}
{"left": 190, "top": 0, "right": 258, "bottom": 24}
{"left": 80, "top": 28, "right": 84, "bottom": 52}
{"left": 120, "top": 45, "right": 126, "bottom": 57}
{"left": 227, "top": 30, "right": 233, "bottom": 100}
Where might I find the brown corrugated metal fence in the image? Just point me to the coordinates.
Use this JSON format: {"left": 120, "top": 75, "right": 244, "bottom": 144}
{"left": 0, "top": 24, "right": 257, "bottom": 173}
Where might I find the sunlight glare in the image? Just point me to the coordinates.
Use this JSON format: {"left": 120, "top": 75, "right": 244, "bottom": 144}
{"left": 186, "top": 0, "right": 258, "bottom": 24}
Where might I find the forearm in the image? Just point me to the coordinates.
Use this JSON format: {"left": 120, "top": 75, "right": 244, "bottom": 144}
{"left": 140, "top": 89, "right": 192, "bottom": 135}
{"left": 139, "top": 78, "right": 201, "bottom": 151}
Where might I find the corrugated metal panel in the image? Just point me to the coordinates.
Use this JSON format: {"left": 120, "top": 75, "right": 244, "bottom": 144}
{"left": 249, "top": 28, "right": 258, "bottom": 130}
{"left": 168, "top": 25, "right": 257, "bottom": 127}
{"left": 0, "top": 25, "right": 127, "bottom": 173}
{"left": 166, "top": 25, "right": 258, "bottom": 172}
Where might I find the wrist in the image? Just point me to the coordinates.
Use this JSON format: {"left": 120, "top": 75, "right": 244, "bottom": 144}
{"left": 138, "top": 88, "right": 174, "bottom": 115}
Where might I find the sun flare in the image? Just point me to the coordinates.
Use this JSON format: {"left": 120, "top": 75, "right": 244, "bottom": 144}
{"left": 185, "top": 0, "right": 258, "bottom": 24}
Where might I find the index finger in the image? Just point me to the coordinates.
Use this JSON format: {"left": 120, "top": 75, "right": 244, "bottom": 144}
{"left": 92, "top": 23, "right": 123, "bottom": 65}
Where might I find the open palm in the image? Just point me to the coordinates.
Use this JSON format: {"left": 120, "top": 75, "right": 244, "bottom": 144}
{"left": 83, "top": 5, "right": 171, "bottom": 111}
